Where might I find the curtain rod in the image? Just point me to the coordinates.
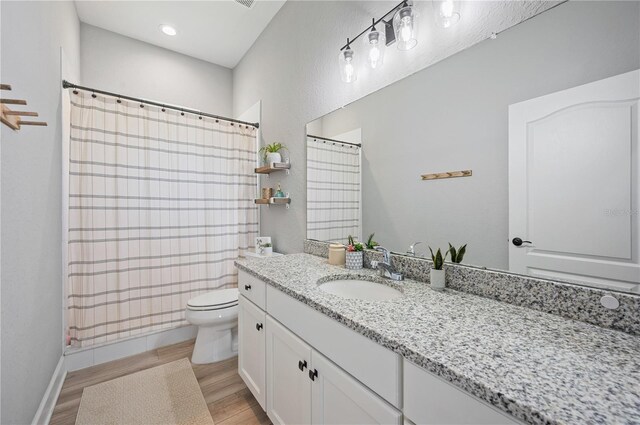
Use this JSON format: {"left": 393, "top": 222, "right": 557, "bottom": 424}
{"left": 308, "top": 134, "right": 361, "bottom": 148}
{"left": 62, "top": 80, "right": 259, "bottom": 129}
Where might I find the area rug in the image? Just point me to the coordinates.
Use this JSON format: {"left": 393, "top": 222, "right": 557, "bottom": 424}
{"left": 75, "top": 358, "right": 214, "bottom": 425}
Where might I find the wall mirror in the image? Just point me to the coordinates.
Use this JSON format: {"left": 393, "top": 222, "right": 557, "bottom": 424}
{"left": 305, "top": 1, "right": 640, "bottom": 294}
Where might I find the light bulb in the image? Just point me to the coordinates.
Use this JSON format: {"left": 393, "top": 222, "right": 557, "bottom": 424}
{"left": 345, "top": 62, "right": 354, "bottom": 81}
{"left": 393, "top": 5, "right": 418, "bottom": 51}
{"left": 364, "top": 24, "right": 386, "bottom": 69}
{"left": 440, "top": 0, "right": 454, "bottom": 17}
{"left": 338, "top": 45, "right": 358, "bottom": 83}
{"left": 435, "top": 0, "right": 460, "bottom": 28}
{"left": 399, "top": 18, "right": 413, "bottom": 42}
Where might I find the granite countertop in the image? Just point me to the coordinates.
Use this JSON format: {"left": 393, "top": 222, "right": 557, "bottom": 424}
{"left": 235, "top": 253, "right": 640, "bottom": 425}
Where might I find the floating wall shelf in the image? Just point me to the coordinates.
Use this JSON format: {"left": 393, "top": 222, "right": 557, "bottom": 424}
{"left": 255, "top": 162, "right": 291, "bottom": 176}
{"left": 255, "top": 197, "right": 291, "bottom": 209}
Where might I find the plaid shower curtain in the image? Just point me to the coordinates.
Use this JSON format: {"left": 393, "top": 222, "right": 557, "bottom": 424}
{"left": 67, "top": 91, "right": 258, "bottom": 347}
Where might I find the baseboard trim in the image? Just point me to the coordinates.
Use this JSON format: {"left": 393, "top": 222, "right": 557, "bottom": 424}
{"left": 32, "top": 355, "right": 67, "bottom": 425}
{"left": 65, "top": 325, "right": 197, "bottom": 372}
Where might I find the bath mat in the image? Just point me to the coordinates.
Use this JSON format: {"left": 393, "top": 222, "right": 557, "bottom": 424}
{"left": 75, "top": 358, "right": 214, "bottom": 425}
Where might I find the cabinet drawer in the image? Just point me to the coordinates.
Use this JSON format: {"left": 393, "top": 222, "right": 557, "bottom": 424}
{"left": 403, "top": 360, "right": 521, "bottom": 424}
{"left": 238, "top": 269, "right": 266, "bottom": 310}
{"left": 267, "top": 286, "right": 402, "bottom": 408}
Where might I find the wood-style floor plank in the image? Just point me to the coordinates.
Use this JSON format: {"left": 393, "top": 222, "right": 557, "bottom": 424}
{"left": 49, "top": 339, "right": 271, "bottom": 425}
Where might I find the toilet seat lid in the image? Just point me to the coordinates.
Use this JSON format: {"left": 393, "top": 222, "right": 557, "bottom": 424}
{"left": 187, "top": 288, "right": 238, "bottom": 310}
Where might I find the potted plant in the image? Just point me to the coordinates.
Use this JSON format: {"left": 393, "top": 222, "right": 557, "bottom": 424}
{"left": 346, "top": 235, "right": 364, "bottom": 270}
{"left": 448, "top": 243, "right": 467, "bottom": 263}
{"left": 365, "top": 233, "right": 379, "bottom": 250}
{"left": 258, "top": 241, "right": 273, "bottom": 256}
{"left": 259, "top": 142, "right": 288, "bottom": 165}
{"left": 429, "top": 247, "right": 449, "bottom": 291}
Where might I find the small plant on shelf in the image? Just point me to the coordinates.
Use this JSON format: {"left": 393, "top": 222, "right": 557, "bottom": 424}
{"left": 448, "top": 243, "right": 467, "bottom": 263}
{"left": 365, "top": 233, "right": 379, "bottom": 250}
{"left": 259, "top": 142, "right": 288, "bottom": 164}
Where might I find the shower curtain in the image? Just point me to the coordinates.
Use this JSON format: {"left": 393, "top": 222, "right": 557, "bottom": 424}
{"left": 67, "top": 91, "right": 258, "bottom": 347}
{"left": 306, "top": 137, "right": 361, "bottom": 243}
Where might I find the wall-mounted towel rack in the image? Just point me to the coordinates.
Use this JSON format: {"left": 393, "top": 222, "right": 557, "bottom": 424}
{"left": 0, "top": 84, "right": 47, "bottom": 131}
{"left": 421, "top": 170, "right": 472, "bottom": 181}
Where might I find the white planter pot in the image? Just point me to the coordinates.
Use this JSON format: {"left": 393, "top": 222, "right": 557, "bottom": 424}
{"left": 430, "top": 268, "right": 446, "bottom": 291}
{"left": 258, "top": 246, "right": 273, "bottom": 256}
{"left": 345, "top": 251, "right": 363, "bottom": 270}
{"left": 266, "top": 152, "right": 282, "bottom": 164}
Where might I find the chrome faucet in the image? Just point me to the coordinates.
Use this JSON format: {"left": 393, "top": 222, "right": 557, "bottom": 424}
{"left": 407, "top": 241, "right": 425, "bottom": 256}
{"left": 373, "top": 246, "right": 404, "bottom": 281}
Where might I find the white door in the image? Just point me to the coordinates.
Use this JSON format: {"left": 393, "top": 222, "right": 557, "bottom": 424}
{"left": 311, "top": 350, "right": 402, "bottom": 425}
{"left": 509, "top": 69, "right": 640, "bottom": 292}
{"left": 266, "top": 316, "right": 312, "bottom": 425}
{"left": 238, "top": 295, "right": 266, "bottom": 409}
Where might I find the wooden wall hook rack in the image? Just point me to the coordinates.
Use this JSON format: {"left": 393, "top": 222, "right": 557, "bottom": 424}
{"left": 0, "top": 83, "right": 47, "bottom": 131}
{"left": 421, "top": 170, "right": 472, "bottom": 181}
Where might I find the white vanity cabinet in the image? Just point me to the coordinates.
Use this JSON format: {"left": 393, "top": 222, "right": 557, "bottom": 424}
{"left": 403, "top": 360, "right": 521, "bottom": 425}
{"left": 237, "top": 269, "right": 520, "bottom": 425}
{"left": 266, "top": 315, "right": 402, "bottom": 425}
{"left": 238, "top": 294, "right": 266, "bottom": 409}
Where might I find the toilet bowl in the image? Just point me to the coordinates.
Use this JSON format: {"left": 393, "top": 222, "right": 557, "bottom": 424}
{"left": 186, "top": 288, "right": 239, "bottom": 364}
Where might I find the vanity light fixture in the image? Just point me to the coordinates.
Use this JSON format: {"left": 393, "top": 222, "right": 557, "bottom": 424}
{"left": 434, "top": 0, "right": 460, "bottom": 28}
{"left": 338, "top": 1, "right": 419, "bottom": 82}
{"left": 159, "top": 24, "right": 177, "bottom": 36}
{"left": 364, "top": 19, "right": 386, "bottom": 69}
{"left": 339, "top": 39, "right": 358, "bottom": 83}
{"left": 393, "top": 3, "right": 419, "bottom": 50}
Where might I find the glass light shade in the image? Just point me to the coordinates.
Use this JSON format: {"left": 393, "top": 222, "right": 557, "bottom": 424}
{"left": 393, "top": 5, "right": 419, "bottom": 50}
{"left": 364, "top": 27, "right": 386, "bottom": 69}
{"left": 434, "top": 0, "right": 460, "bottom": 28}
{"left": 338, "top": 47, "right": 358, "bottom": 83}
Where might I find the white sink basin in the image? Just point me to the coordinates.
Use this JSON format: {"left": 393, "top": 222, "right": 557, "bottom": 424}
{"left": 318, "top": 279, "right": 402, "bottom": 301}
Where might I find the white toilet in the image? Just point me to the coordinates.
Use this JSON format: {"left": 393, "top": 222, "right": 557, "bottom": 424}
{"left": 185, "top": 288, "right": 239, "bottom": 364}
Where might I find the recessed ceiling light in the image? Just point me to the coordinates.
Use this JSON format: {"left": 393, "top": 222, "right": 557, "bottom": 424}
{"left": 159, "top": 24, "right": 177, "bottom": 36}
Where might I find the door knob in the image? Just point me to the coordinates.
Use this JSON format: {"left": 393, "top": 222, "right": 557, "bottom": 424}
{"left": 512, "top": 237, "right": 532, "bottom": 247}
{"left": 308, "top": 369, "right": 318, "bottom": 381}
{"left": 298, "top": 360, "right": 307, "bottom": 371}
{"left": 244, "top": 284, "right": 251, "bottom": 291}
{"left": 255, "top": 323, "right": 263, "bottom": 331}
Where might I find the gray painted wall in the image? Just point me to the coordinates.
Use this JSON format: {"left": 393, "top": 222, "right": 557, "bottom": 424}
{"left": 314, "top": 0, "right": 640, "bottom": 269}
{"left": 1, "top": 1, "right": 81, "bottom": 423}
{"left": 232, "top": 0, "right": 557, "bottom": 254}
{"left": 80, "top": 24, "right": 233, "bottom": 116}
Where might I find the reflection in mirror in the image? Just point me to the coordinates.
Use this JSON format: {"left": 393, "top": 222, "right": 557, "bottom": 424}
{"left": 306, "top": 130, "right": 362, "bottom": 243}
{"left": 305, "top": 1, "right": 640, "bottom": 294}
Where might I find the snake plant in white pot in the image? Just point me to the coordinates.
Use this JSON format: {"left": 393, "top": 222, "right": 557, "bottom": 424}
{"left": 429, "top": 247, "right": 448, "bottom": 291}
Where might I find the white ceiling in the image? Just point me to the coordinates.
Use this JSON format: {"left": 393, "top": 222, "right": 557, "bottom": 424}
{"left": 74, "top": 0, "right": 287, "bottom": 69}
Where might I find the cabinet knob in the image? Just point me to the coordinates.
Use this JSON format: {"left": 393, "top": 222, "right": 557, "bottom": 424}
{"left": 308, "top": 369, "right": 318, "bottom": 381}
{"left": 256, "top": 323, "right": 263, "bottom": 331}
{"left": 245, "top": 284, "right": 252, "bottom": 291}
{"left": 298, "top": 360, "right": 307, "bottom": 371}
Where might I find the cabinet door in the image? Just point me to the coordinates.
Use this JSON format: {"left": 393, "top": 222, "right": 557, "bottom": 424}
{"left": 311, "top": 350, "right": 402, "bottom": 425}
{"left": 238, "top": 295, "right": 266, "bottom": 410}
{"left": 403, "top": 360, "right": 520, "bottom": 424}
{"left": 266, "top": 316, "right": 312, "bottom": 425}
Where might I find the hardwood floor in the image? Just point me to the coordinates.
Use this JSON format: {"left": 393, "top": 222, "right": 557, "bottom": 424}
{"left": 50, "top": 339, "right": 271, "bottom": 425}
